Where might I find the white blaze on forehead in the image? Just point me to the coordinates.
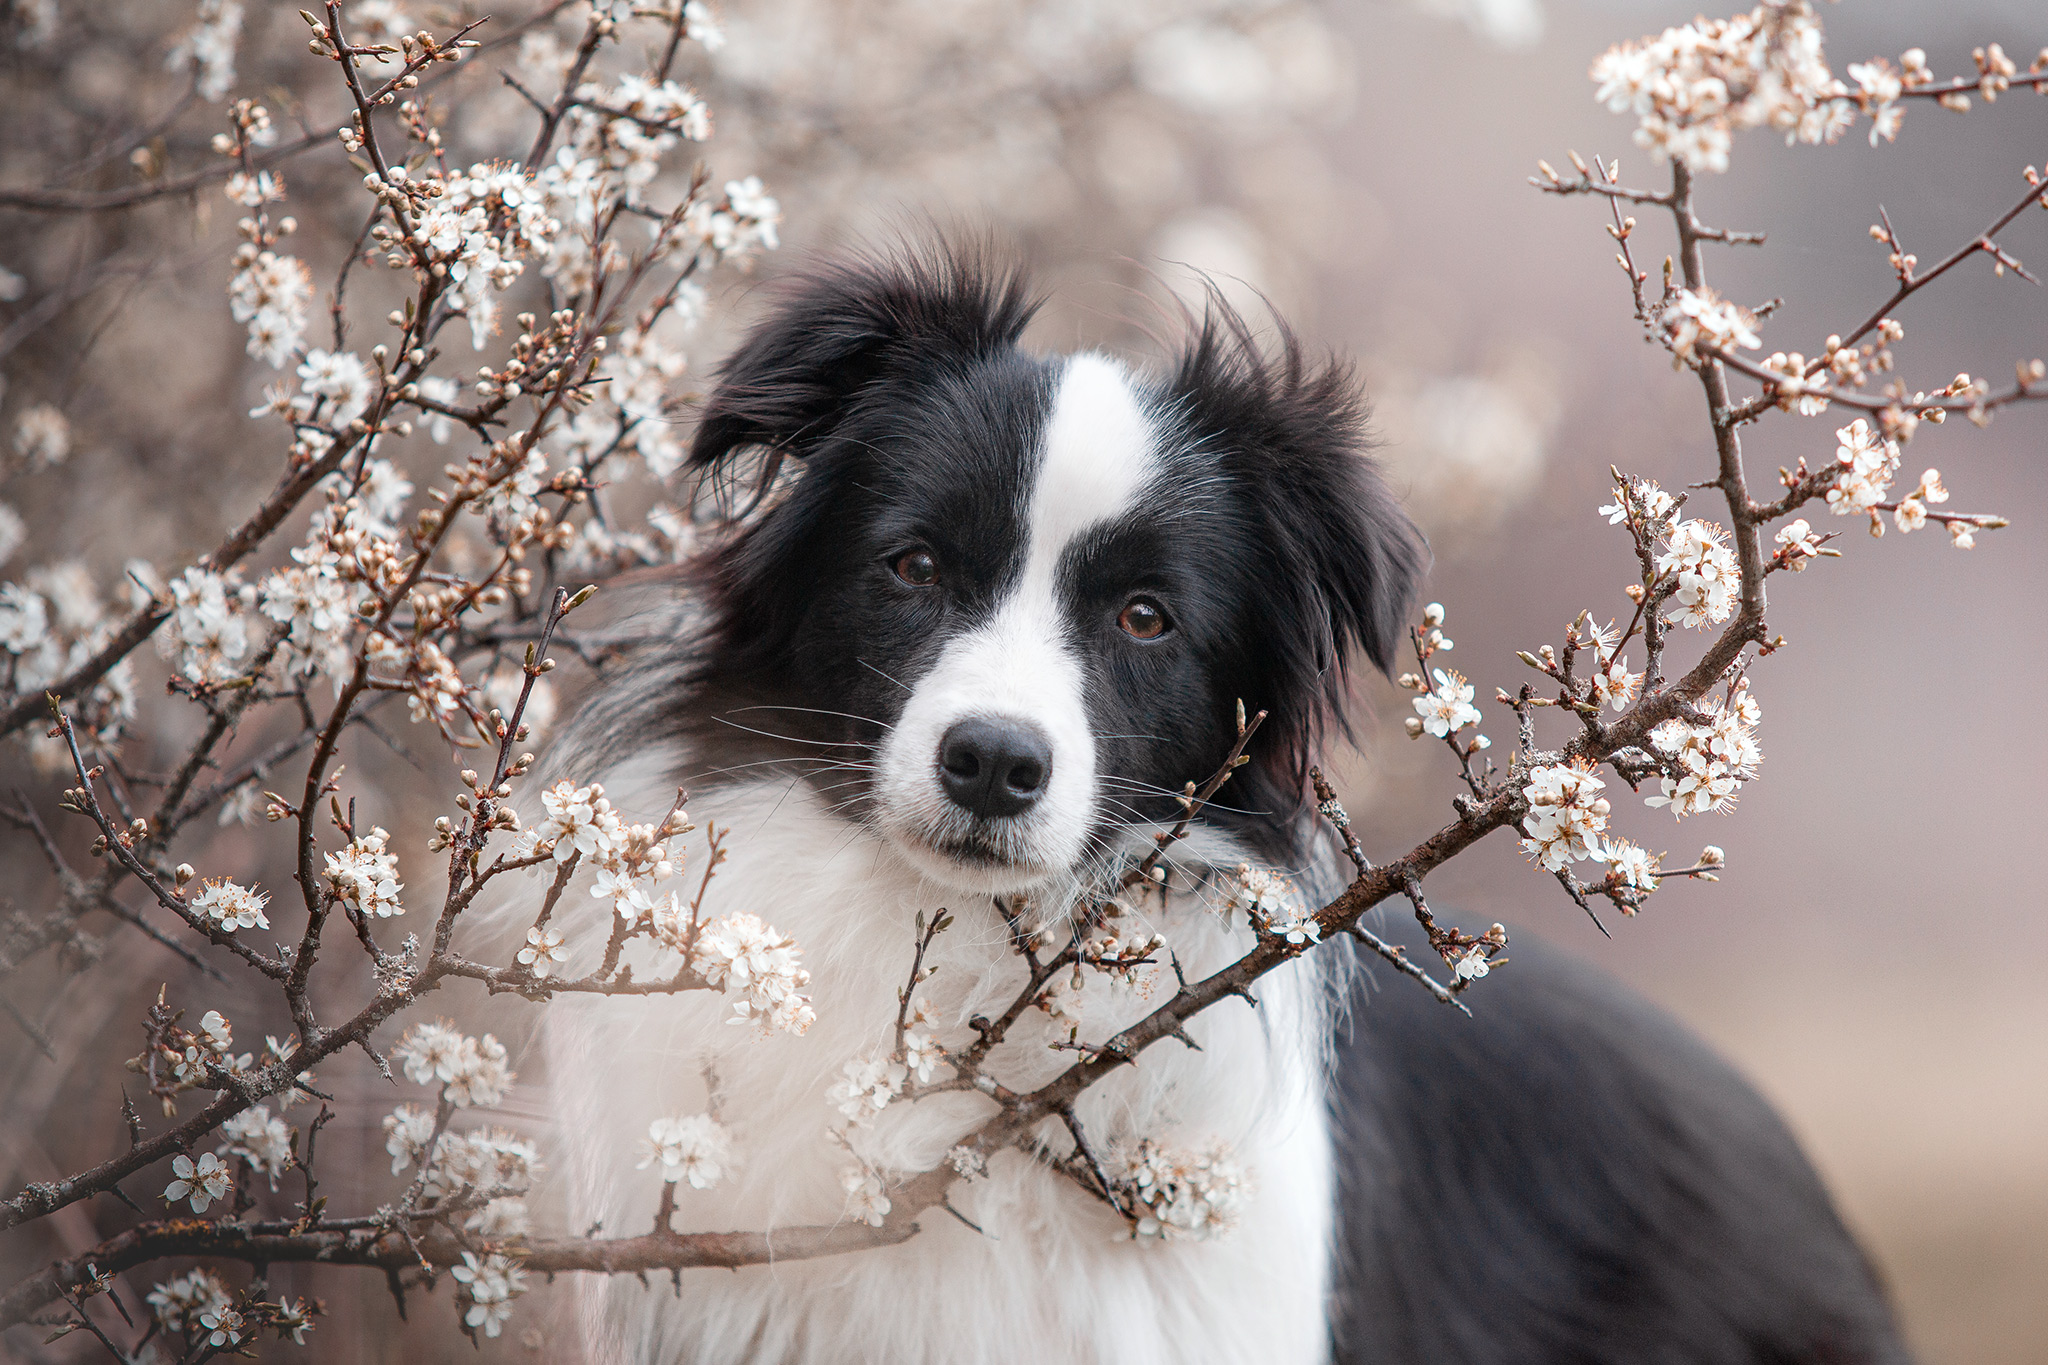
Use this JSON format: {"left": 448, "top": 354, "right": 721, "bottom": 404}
{"left": 1028, "top": 352, "right": 1159, "bottom": 559}
{"left": 869, "top": 352, "right": 1162, "bottom": 892}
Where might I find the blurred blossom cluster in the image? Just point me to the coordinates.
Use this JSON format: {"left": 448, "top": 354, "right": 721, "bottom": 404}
{"left": 0, "top": 0, "right": 1557, "bottom": 798}
{"left": 1365, "top": 351, "right": 1562, "bottom": 543}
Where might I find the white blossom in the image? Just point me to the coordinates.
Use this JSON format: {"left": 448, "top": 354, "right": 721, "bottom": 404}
{"left": 535, "top": 780, "right": 622, "bottom": 862}
{"left": 198, "top": 1009, "right": 233, "bottom": 1052}
{"left": 199, "top": 1303, "right": 245, "bottom": 1347}
{"left": 516, "top": 925, "right": 569, "bottom": 978}
{"left": 0, "top": 503, "right": 23, "bottom": 566}
{"left": 218, "top": 1104, "right": 292, "bottom": 1186}
{"left": 1602, "top": 838, "right": 1661, "bottom": 891}
{"left": 157, "top": 566, "right": 255, "bottom": 683}
{"left": 296, "top": 349, "right": 376, "bottom": 426}
{"left": 32, "top": 560, "right": 100, "bottom": 632}
{"left": 682, "top": 176, "right": 782, "bottom": 263}
{"left": 422, "top": 162, "right": 558, "bottom": 349}
{"left": 348, "top": 0, "right": 414, "bottom": 47}
{"left": 638, "top": 1113, "right": 733, "bottom": 1190}
{"left": 591, "top": 864, "right": 656, "bottom": 922}
{"left": 0, "top": 582, "right": 50, "bottom": 655}
{"left": 683, "top": 1, "right": 724, "bottom": 51}
{"left": 1646, "top": 679, "right": 1762, "bottom": 818}
{"left": 404, "top": 639, "right": 468, "bottom": 724}
{"left": 1519, "top": 762, "right": 1610, "bottom": 871}
{"left": 1846, "top": 58, "right": 1903, "bottom": 145}
{"left": 259, "top": 549, "right": 354, "bottom": 681}
{"left": 1774, "top": 518, "right": 1824, "bottom": 569}
{"left": 902, "top": 1030, "right": 944, "bottom": 1084}
{"left": 351, "top": 458, "right": 414, "bottom": 534}
{"left": 1115, "top": 1138, "right": 1247, "bottom": 1241}
{"left": 11, "top": 402, "right": 69, "bottom": 467}
{"left": 326, "top": 826, "right": 403, "bottom": 917}
{"left": 447, "top": 1033, "right": 513, "bottom": 1108}
{"left": 272, "top": 1297, "right": 315, "bottom": 1345}
{"left": 426, "top": 1128, "right": 541, "bottom": 1203}
{"left": 383, "top": 1102, "right": 438, "bottom": 1174}
{"left": 840, "top": 1165, "right": 891, "bottom": 1227}
{"left": 1588, "top": 655, "right": 1641, "bottom": 710}
{"left": 391, "top": 1019, "right": 467, "bottom": 1087}
{"left": 262, "top": 1033, "right": 319, "bottom": 1108}
{"left": 595, "top": 325, "right": 690, "bottom": 475}
{"left": 1413, "top": 666, "right": 1482, "bottom": 737}
{"left": 164, "top": 1150, "right": 232, "bottom": 1212}
{"left": 1230, "top": 861, "right": 1319, "bottom": 944}
{"left": 227, "top": 251, "right": 312, "bottom": 367}
{"left": 1825, "top": 418, "right": 1900, "bottom": 516}
{"left": 217, "top": 784, "right": 263, "bottom": 827}
{"left": 190, "top": 878, "right": 270, "bottom": 932}
{"left": 147, "top": 1269, "right": 233, "bottom": 1336}
{"left": 466, "top": 1197, "right": 532, "bottom": 1241}
{"left": 691, "top": 911, "right": 817, "bottom": 1034}
{"left": 166, "top": 0, "right": 244, "bottom": 101}
{"left": 1589, "top": 4, "right": 1876, "bottom": 174}
{"left": 1657, "top": 518, "right": 1740, "bottom": 629}
{"left": 1600, "top": 476, "right": 1677, "bottom": 528}
{"left": 450, "top": 1250, "right": 527, "bottom": 1338}
{"left": 1662, "top": 287, "right": 1760, "bottom": 363}
{"left": 223, "top": 168, "right": 284, "bottom": 207}
{"left": 828, "top": 1052, "right": 908, "bottom": 1126}
{"left": 391, "top": 1020, "right": 513, "bottom": 1108}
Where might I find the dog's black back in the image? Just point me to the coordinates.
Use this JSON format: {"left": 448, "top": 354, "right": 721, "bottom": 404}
{"left": 1328, "top": 914, "right": 1912, "bottom": 1364}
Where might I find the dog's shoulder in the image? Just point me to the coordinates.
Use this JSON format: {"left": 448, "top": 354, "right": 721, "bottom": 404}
{"left": 1327, "top": 916, "right": 1912, "bottom": 1365}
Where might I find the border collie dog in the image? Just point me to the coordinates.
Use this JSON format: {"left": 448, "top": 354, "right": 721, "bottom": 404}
{"left": 532, "top": 246, "right": 1910, "bottom": 1364}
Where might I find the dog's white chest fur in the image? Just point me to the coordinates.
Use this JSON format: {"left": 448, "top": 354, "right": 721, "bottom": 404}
{"left": 540, "top": 768, "right": 1335, "bottom": 1365}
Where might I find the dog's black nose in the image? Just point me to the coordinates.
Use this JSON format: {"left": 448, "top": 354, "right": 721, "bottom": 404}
{"left": 937, "top": 717, "right": 1052, "bottom": 820}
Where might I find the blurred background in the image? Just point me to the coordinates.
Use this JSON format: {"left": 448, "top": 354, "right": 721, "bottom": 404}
{"left": 1, "top": 0, "right": 2042, "bottom": 1360}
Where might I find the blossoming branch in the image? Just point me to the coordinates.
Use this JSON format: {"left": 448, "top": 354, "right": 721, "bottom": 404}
{"left": 0, "top": 0, "right": 2041, "bottom": 1356}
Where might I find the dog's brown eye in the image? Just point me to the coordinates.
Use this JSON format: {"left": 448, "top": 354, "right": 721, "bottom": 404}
{"left": 893, "top": 550, "right": 939, "bottom": 587}
{"left": 1118, "top": 598, "right": 1169, "bottom": 640}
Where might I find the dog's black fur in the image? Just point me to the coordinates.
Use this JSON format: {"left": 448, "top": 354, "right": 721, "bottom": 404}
{"left": 1330, "top": 913, "right": 1911, "bottom": 1363}
{"left": 630, "top": 246, "right": 1913, "bottom": 1362}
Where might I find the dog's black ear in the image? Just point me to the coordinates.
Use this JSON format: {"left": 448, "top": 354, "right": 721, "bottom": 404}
{"left": 1165, "top": 300, "right": 1429, "bottom": 784}
{"left": 689, "top": 243, "right": 1039, "bottom": 483}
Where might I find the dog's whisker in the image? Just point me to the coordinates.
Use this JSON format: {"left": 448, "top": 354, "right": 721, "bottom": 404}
{"left": 729, "top": 703, "right": 897, "bottom": 732}
{"left": 697, "top": 756, "right": 878, "bottom": 778}
{"left": 711, "top": 717, "right": 879, "bottom": 748}
{"left": 1095, "top": 775, "right": 1266, "bottom": 818}
{"left": 856, "top": 658, "right": 914, "bottom": 694}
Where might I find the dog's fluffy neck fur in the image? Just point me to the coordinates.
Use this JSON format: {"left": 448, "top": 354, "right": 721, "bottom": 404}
{"left": 541, "top": 754, "right": 1339, "bottom": 1365}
